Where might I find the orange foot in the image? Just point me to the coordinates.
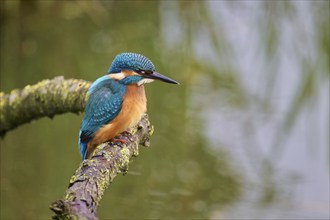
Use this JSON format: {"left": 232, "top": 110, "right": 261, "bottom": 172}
{"left": 111, "top": 131, "right": 132, "bottom": 144}
{"left": 112, "top": 138, "right": 128, "bottom": 144}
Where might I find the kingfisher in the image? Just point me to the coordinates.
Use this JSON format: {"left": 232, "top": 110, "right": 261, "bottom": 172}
{"left": 78, "top": 52, "right": 179, "bottom": 160}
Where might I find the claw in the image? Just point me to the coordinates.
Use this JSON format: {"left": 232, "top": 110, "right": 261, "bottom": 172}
{"left": 111, "top": 130, "right": 132, "bottom": 145}
{"left": 112, "top": 138, "right": 128, "bottom": 144}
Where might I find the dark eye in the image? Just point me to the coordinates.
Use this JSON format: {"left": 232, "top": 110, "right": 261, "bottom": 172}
{"left": 136, "top": 69, "right": 144, "bottom": 74}
{"left": 137, "top": 69, "right": 152, "bottom": 75}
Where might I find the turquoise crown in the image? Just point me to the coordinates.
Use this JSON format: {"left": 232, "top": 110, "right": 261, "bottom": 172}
{"left": 108, "top": 52, "right": 155, "bottom": 74}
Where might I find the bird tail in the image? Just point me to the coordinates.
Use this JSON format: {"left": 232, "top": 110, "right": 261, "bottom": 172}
{"left": 78, "top": 130, "right": 88, "bottom": 160}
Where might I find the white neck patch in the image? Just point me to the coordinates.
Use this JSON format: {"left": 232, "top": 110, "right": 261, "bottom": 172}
{"left": 137, "top": 78, "right": 154, "bottom": 86}
{"left": 108, "top": 72, "right": 126, "bottom": 81}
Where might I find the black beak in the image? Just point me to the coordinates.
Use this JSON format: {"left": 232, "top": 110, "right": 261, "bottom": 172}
{"left": 146, "top": 71, "right": 180, "bottom": 85}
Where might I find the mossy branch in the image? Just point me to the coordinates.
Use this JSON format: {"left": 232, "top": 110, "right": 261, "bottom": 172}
{"left": 0, "top": 76, "right": 90, "bottom": 136}
{"left": 50, "top": 114, "right": 153, "bottom": 219}
{"left": 0, "top": 77, "right": 154, "bottom": 219}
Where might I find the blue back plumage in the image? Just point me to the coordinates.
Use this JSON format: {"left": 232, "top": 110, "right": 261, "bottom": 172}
{"left": 108, "top": 52, "right": 155, "bottom": 73}
{"left": 78, "top": 75, "right": 126, "bottom": 159}
{"left": 79, "top": 52, "right": 158, "bottom": 159}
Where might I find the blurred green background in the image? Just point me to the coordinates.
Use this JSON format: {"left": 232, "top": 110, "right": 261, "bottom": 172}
{"left": 0, "top": 1, "right": 329, "bottom": 219}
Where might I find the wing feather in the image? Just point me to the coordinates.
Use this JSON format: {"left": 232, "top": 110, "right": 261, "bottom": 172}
{"left": 78, "top": 76, "right": 125, "bottom": 159}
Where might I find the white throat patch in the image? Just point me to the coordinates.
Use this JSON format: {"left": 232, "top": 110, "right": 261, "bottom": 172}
{"left": 137, "top": 78, "right": 154, "bottom": 86}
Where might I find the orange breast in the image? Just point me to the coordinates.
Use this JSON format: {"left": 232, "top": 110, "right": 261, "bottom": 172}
{"left": 112, "top": 84, "right": 147, "bottom": 131}
{"left": 88, "top": 85, "right": 147, "bottom": 158}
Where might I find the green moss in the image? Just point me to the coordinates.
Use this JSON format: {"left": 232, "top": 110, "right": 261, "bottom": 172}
{"left": 120, "top": 148, "right": 130, "bottom": 164}
{"left": 149, "top": 125, "right": 154, "bottom": 136}
{"left": 132, "top": 142, "right": 139, "bottom": 156}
